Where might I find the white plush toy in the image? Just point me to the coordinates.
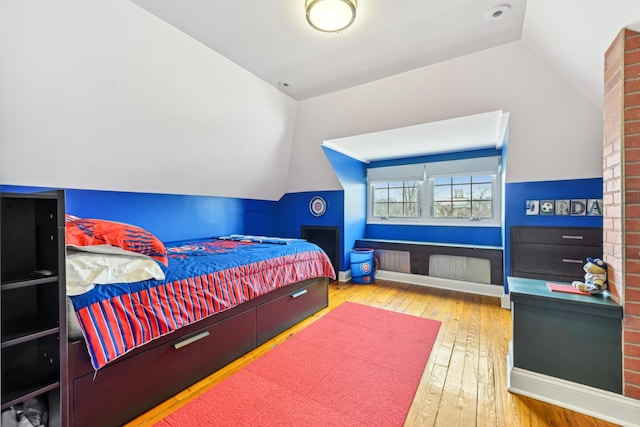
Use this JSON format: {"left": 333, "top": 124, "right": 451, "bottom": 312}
{"left": 572, "top": 257, "right": 608, "bottom": 294}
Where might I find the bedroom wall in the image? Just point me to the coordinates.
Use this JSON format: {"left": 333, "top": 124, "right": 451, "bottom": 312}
{"left": 2, "top": 184, "right": 342, "bottom": 270}
{"left": 363, "top": 148, "right": 504, "bottom": 247}
{"left": 287, "top": 40, "right": 603, "bottom": 193}
{"left": 504, "top": 178, "right": 604, "bottom": 287}
{"left": 286, "top": 39, "right": 605, "bottom": 279}
{"left": 322, "top": 148, "right": 367, "bottom": 271}
{"left": 65, "top": 189, "right": 281, "bottom": 243}
{"left": 0, "top": 0, "right": 296, "bottom": 201}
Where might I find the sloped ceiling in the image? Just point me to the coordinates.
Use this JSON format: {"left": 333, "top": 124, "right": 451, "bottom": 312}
{"left": 130, "top": 0, "right": 527, "bottom": 100}
{"left": 522, "top": 0, "right": 640, "bottom": 108}
{"left": 131, "top": 0, "right": 640, "bottom": 107}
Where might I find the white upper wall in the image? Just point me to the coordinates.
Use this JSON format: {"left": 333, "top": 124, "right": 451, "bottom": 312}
{"left": 0, "top": 0, "right": 297, "bottom": 201}
{"left": 288, "top": 40, "right": 604, "bottom": 192}
{"left": 0, "top": 2, "right": 605, "bottom": 200}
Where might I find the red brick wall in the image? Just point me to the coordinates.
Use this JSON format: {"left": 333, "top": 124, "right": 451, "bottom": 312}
{"left": 604, "top": 30, "right": 624, "bottom": 304}
{"left": 604, "top": 27, "right": 640, "bottom": 399}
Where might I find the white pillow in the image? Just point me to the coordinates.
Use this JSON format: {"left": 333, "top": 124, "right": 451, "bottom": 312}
{"left": 66, "top": 250, "right": 166, "bottom": 296}
{"left": 66, "top": 297, "right": 84, "bottom": 340}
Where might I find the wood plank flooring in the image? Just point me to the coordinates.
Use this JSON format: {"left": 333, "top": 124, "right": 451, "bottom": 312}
{"left": 124, "top": 280, "right": 620, "bottom": 427}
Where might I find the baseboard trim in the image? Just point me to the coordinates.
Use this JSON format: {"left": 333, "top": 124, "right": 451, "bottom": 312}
{"left": 338, "top": 270, "right": 351, "bottom": 282}
{"left": 338, "top": 269, "right": 511, "bottom": 308}
{"left": 507, "top": 342, "right": 640, "bottom": 427}
{"left": 500, "top": 293, "right": 511, "bottom": 309}
{"left": 374, "top": 269, "right": 506, "bottom": 300}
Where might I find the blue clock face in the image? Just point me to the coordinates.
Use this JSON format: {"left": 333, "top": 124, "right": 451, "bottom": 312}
{"left": 309, "top": 196, "right": 327, "bottom": 217}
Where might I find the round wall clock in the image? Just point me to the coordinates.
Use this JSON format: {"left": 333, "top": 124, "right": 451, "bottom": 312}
{"left": 309, "top": 196, "right": 327, "bottom": 217}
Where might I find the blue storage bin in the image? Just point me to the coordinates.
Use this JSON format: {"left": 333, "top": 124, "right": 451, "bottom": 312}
{"left": 350, "top": 248, "right": 376, "bottom": 284}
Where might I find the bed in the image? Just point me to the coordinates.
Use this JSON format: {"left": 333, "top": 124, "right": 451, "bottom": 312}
{"left": 64, "top": 216, "right": 335, "bottom": 427}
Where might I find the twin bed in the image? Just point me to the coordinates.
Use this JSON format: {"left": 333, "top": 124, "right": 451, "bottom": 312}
{"left": 64, "top": 215, "right": 336, "bottom": 426}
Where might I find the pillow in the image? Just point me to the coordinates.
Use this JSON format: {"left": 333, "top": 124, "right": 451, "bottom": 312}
{"left": 65, "top": 214, "right": 168, "bottom": 267}
{"left": 66, "top": 249, "right": 166, "bottom": 296}
{"left": 66, "top": 296, "right": 84, "bottom": 340}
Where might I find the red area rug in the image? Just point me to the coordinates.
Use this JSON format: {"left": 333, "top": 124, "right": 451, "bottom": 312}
{"left": 154, "top": 302, "right": 441, "bottom": 427}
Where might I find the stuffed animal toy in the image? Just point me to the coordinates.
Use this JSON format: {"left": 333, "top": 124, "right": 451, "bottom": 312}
{"left": 572, "top": 257, "right": 608, "bottom": 294}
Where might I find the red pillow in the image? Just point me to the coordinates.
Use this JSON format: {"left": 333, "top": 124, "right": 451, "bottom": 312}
{"left": 65, "top": 215, "right": 168, "bottom": 267}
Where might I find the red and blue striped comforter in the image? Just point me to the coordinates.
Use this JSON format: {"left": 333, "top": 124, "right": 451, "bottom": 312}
{"left": 69, "top": 238, "right": 336, "bottom": 369}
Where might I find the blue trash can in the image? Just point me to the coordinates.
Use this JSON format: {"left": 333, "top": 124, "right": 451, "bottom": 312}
{"left": 350, "top": 248, "right": 376, "bottom": 284}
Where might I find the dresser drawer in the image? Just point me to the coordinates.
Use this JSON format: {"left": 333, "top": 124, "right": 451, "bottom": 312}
{"left": 510, "top": 226, "right": 603, "bottom": 282}
{"left": 511, "top": 226, "right": 602, "bottom": 246}
{"left": 256, "top": 278, "right": 328, "bottom": 345}
{"left": 511, "top": 243, "right": 602, "bottom": 281}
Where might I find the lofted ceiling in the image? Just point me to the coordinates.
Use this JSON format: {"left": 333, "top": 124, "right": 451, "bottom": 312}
{"left": 129, "top": 0, "right": 640, "bottom": 160}
{"left": 130, "top": 0, "right": 639, "bottom": 104}
{"left": 130, "top": 0, "right": 527, "bottom": 100}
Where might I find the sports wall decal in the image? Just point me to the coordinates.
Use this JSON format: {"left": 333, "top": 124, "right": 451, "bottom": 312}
{"left": 309, "top": 196, "right": 327, "bottom": 217}
{"left": 525, "top": 199, "right": 602, "bottom": 216}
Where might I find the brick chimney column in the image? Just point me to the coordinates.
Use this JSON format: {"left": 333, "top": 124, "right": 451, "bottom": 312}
{"left": 603, "top": 27, "right": 640, "bottom": 399}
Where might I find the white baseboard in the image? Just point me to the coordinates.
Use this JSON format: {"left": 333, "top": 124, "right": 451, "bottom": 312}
{"left": 338, "top": 269, "right": 351, "bottom": 282}
{"left": 337, "top": 269, "right": 511, "bottom": 308}
{"left": 501, "top": 293, "right": 511, "bottom": 309}
{"left": 507, "top": 342, "right": 640, "bottom": 427}
{"left": 374, "top": 269, "right": 507, "bottom": 301}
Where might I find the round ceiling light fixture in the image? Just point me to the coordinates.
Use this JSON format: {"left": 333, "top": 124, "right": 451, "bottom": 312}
{"left": 485, "top": 4, "right": 511, "bottom": 21}
{"left": 306, "top": 0, "right": 357, "bottom": 33}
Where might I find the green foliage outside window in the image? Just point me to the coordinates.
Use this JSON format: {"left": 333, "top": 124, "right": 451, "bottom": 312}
{"left": 372, "top": 181, "right": 420, "bottom": 218}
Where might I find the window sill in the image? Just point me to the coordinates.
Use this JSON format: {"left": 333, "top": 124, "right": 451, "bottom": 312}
{"left": 367, "top": 219, "right": 502, "bottom": 228}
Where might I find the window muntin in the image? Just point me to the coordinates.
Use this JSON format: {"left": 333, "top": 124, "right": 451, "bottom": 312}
{"left": 366, "top": 156, "right": 501, "bottom": 226}
{"left": 432, "top": 174, "right": 493, "bottom": 219}
{"left": 372, "top": 181, "right": 420, "bottom": 218}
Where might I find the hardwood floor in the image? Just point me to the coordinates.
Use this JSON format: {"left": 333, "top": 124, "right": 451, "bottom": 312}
{"left": 124, "top": 280, "right": 620, "bottom": 427}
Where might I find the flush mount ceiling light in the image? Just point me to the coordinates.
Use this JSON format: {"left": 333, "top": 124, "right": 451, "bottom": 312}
{"left": 305, "top": 0, "right": 357, "bottom": 33}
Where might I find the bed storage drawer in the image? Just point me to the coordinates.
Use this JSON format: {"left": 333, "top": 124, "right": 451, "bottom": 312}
{"left": 510, "top": 226, "right": 602, "bottom": 283}
{"left": 256, "top": 279, "right": 328, "bottom": 345}
{"left": 71, "top": 308, "right": 257, "bottom": 427}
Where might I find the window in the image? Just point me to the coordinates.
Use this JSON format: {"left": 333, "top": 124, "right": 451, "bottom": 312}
{"left": 432, "top": 174, "right": 493, "bottom": 219}
{"left": 372, "top": 181, "right": 421, "bottom": 218}
{"left": 367, "top": 156, "right": 501, "bottom": 226}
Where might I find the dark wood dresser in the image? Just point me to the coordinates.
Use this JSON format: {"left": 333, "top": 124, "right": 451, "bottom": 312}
{"left": 510, "top": 226, "right": 603, "bottom": 283}
{"left": 508, "top": 276, "right": 622, "bottom": 393}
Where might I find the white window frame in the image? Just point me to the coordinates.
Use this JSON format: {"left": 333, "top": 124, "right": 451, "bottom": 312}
{"left": 369, "top": 180, "right": 425, "bottom": 221}
{"left": 366, "top": 156, "right": 502, "bottom": 227}
{"left": 367, "top": 163, "right": 426, "bottom": 224}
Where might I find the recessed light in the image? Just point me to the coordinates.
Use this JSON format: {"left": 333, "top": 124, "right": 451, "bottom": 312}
{"left": 485, "top": 4, "right": 511, "bottom": 21}
{"left": 278, "top": 80, "right": 293, "bottom": 88}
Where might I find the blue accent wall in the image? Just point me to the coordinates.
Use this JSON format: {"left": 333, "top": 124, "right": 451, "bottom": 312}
{"left": 0, "top": 185, "right": 278, "bottom": 243}
{"left": 2, "top": 184, "right": 345, "bottom": 268}
{"left": 1, "top": 185, "right": 56, "bottom": 193}
{"left": 364, "top": 148, "right": 503, "bottom": 247}
{"left": 65, "top": 189, "right": 256, "bottom": 242}
{"left": 503, "top": 178, "right": 603, "bottom": 287}
{"left": 3, "top": 175, "right": 605, "bottom": 285}
{"left": 366, "top": 224, "right": 502, "bottom": 246}
{"left": 323, "top": 147, "right": 367, "bottom": 270}
{"left": 276, "top": 190, "right": 344, "bottom": 236}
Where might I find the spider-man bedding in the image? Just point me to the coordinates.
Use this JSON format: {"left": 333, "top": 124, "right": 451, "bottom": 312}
{"left": 66, "top": 219, "right": 335, "bottom": 370}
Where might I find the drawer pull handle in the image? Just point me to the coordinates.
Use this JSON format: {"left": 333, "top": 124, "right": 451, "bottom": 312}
{"left": 290, "top": 289, "right": 308, "bottom": 299}
{"left": 562, "top": 258, "right": 584, "bottom": 264}
{"left": 173, "top": 331, "right": 210, "bottom": 349}
{"left": 562, "top": 235, "right": 584, "bottom": 240}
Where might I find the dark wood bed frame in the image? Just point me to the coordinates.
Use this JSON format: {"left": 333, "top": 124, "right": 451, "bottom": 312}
{"left": 66, "top": 276, "right": 330, "bottom": 427}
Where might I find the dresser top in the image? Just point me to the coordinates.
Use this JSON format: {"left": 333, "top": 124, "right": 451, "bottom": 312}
{"left": 507, "top": 276, "right": 622, "bottom": 313}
